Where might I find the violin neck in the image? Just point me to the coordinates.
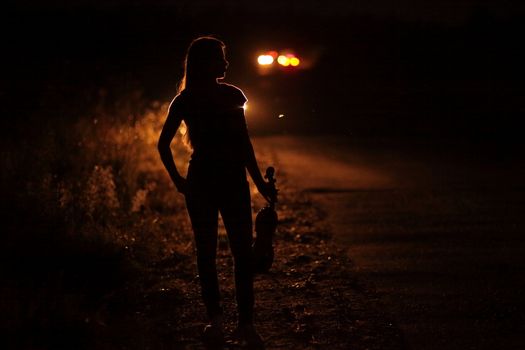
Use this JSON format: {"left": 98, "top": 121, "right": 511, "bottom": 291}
{"left": 265, "top": 166, "right": 277, "bottom": 207}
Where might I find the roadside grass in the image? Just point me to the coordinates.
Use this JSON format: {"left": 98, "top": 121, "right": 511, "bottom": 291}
{"left": 1, "top": 96, "right": 191, "bottom": 349}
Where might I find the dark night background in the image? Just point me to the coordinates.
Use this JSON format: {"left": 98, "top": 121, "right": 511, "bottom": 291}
{"left": 2, "top": 1, "right": 525, "bottom": 349}
{"left": 3, "top": 1, "right": 525, "bottom": 143}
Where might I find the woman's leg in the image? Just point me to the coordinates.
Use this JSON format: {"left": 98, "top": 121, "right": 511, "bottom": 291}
{"left": 219, "top": 180, "right": 254, "bottom": 325}
{"left": 185, "top": 192, "right": 222, "bottom": 320}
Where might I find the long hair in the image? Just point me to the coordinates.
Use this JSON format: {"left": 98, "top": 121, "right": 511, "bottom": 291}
{"left": 176, "top": 36, "right": 226, "bottom": 148}
{"left": 177, "top": 36, "right": 226, "bottom": 94}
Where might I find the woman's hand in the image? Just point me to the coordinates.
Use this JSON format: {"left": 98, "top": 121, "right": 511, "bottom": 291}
{"left": 256, "top": 180, "right": 277, "bottom": 203}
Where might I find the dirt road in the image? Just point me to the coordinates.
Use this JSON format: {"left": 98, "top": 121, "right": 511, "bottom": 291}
{"left": 254, "top": 135, "right": 525, "bottom": 350}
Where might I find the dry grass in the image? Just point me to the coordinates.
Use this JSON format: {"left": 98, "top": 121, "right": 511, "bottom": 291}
{"left": 1, "top": 95, "right": 194, "bottom": 348}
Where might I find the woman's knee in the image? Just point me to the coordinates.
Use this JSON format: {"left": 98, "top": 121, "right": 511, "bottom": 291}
{"left": 233, "top": 252, "right": 253, "bottom": 274}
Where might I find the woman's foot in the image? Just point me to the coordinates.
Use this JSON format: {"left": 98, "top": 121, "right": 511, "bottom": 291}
{"left": 233, "top": 324, "right": 264, "bottom": 349}
{"left": 202, "top": 315, "right": 225, "bottom": 348}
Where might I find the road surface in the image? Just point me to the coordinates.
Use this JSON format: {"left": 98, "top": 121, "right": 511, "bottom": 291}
{"left": 254, "top": 135, "right": 525, "bottom": 350}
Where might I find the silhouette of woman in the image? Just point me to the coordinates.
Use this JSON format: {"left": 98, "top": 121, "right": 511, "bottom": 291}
{"left": 158, "top": 36, "right": 271, "bottom": 346}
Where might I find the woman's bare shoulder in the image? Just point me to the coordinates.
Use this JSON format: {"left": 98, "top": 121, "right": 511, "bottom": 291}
{"left": 219, "top": 83, "right": 247, "bottom": 104}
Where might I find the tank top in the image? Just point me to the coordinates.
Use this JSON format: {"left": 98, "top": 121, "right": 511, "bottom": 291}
{"left": 171, "top": 83, "right": 249, "bottom": 174}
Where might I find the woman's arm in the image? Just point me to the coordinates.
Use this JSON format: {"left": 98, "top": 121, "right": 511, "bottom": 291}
{"left": 158, "top": 105, "right": 187, "bottom": 194}
{"left": 240, "top": 111, "right": 273, "bottom": 202}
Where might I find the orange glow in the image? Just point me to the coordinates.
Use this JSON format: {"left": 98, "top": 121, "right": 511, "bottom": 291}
{"left": 179, "top": 121, "right": 187, "bottom": 136}
{"left": 257, "top": 55, "right": 274, "bottom": 65}
{"left": 289, "top": 57, "right": 300, "bottom": 66}
{"left": 268, "top": 50, "right": 278, "bottom": 59}
{"left": 277, "top": 55, "right": 290, "bottom": 66}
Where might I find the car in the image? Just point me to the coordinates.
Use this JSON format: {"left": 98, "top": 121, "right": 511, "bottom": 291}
{"left": 257, "top": 50, "right": 301, "bottom": 68}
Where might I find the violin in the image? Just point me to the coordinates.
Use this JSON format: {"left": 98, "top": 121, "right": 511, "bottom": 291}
{"left": 252, "top": 166, "right": 278, "bottom": 273}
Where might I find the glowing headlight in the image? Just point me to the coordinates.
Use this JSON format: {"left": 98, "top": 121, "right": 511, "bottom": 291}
{"left": 277, "top": 55, "right": 290, "bottom": 66}
{"left": 257, "top": 55, "right": 274, "bottom": 65}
